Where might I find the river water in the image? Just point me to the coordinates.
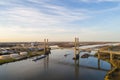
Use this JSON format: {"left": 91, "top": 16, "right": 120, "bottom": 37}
{"left": 0, "top": 44, "right": 119, "bottom": 80}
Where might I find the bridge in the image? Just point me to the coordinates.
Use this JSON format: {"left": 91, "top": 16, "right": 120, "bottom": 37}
{"left": 98, "top": 49, "right": 120, "bottom": 61}
{"left": 48, "top": 38, "right": 120, "bottom": 80}
{"left": 96, "top": 54, "right": 120, "bottom": 80}
{"left": 98, "top": 50, "right": 120, "bottom": 55}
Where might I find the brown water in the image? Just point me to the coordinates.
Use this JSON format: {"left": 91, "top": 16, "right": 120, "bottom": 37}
{"left": 0, "top": 48, "right": 113, "bottom": 80}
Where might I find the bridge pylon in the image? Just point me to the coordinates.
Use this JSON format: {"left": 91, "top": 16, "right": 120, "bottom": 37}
{"left": 44, "top": 38, "right": 50, "bottom": 55}
{"left": 73, "top": 37, "right": 80, "bottom": 60}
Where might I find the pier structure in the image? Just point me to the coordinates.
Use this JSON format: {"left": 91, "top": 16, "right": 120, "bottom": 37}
{"left": 73, "top": 37, "right": 80, "bottom": 60}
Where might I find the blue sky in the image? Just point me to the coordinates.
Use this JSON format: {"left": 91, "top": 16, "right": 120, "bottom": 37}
{"left": 0, "top": 0, "right": 120, "bottom": 42}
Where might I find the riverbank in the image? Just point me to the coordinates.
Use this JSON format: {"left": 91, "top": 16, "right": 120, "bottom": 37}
{"left": 0, "top": 50, "right": 50, "bottom": 65}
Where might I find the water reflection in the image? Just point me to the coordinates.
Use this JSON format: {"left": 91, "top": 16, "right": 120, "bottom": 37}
{"left": 74, "top": 59, "right": 79, "bottom": 79}
{"left": 43, "top": 55, "right": 49, "bottom": 71}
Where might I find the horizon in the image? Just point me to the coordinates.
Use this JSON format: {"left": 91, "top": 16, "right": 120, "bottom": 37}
{"left": 0, "top": 40, "right": 116, "bottom": 42}
{"left": 0, "top": 0, "right": 120, "bottom": 42}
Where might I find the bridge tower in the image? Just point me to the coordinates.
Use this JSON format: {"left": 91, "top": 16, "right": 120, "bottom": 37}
{"left": 44, "top": 38, "right": 49, "bottom": 55}
{"left": 73, "top": 37, "right": 80, "bottom": 60}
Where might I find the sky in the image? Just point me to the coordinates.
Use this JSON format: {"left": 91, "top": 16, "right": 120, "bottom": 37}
{"left": 0, "top": 0, "right": 120, "bottom": 42}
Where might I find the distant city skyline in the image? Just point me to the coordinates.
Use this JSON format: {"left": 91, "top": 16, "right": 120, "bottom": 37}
{"left": 0, "top": 0, "right": 120, "bottom": 42}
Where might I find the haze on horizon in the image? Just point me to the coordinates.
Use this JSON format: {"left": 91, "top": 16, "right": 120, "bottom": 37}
{"left": 0, "top": 0, "right": 120, "bottom": 42}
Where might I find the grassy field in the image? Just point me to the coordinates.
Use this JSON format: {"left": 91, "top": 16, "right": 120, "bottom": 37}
{"left": 0, "top": 58, "right": 16, "bottom": 65}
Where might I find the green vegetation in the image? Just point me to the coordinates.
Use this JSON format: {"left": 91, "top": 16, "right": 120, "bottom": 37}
{"left": 0, "top": 58, "right": 16, "bottom": 65}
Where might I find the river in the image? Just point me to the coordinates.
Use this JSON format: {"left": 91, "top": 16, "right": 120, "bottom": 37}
{"left": 0, "top": 44, "right": 119, "bottom": 80}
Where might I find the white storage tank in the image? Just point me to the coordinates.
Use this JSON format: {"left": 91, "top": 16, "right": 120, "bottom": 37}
{"left": 1, "top": 50, "right": 8, "bottom": 54}
{"left": 10, "top": 54, "right": 20, "bottom": 58}
{"left": 0, "top": 55, "right": 11, "bottom": 59}
{"left": 20, "top": 52, "right": 28, "bottom": 56}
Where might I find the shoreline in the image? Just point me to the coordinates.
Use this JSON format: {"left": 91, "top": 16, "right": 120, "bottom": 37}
{"left": 0, "top": 50, "right": 50, "bottom": 65}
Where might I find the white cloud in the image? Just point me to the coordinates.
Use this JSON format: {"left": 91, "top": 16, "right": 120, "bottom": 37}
{"left": 0, "top": 0, "right": 89, "bottom": 28}
{"left": 0, "top": 0, "right": 120, "bottom": 41}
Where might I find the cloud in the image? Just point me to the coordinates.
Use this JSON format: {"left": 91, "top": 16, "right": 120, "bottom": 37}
{"left": 0, "top": 0, "right": 89, "bottom": 28}
{"left": 0, "top": 0, "right": 120, "bottom": 41}
{"left": 1, "top": 0, "right": 118, "bottom": 29}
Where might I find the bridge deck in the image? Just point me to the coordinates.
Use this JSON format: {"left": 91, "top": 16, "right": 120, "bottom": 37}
{"left": 99, "top": 50, "right": 120, "bottom": 55}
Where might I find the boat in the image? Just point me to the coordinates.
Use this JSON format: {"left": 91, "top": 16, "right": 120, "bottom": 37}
{"left": 81, "top": 53, "right": 90, "bottom": 58}
{"left": 32, "top": 55, "right": 46, "bottom": 61}
{"left": 64, "top": 54, "right": 70, "bottom": 57}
